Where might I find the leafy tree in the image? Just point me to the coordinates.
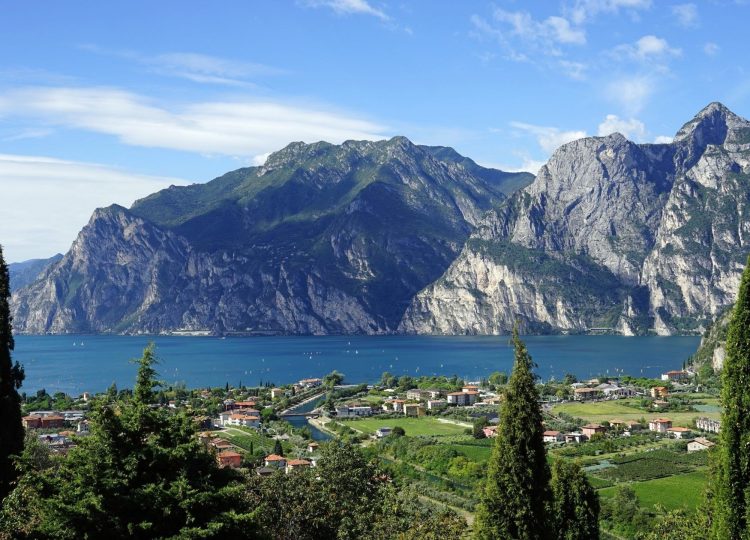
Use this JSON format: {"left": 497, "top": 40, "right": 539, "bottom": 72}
{"left": 713, "top": 256, "right": 750, "bottom": 539}
{"left": 323, "top": 370, "right": 345, "bottom": 387}
{"left": 380, "top": 371, "right": 397, "bottom": 388}
{"left": 391, "top": 426, "right": 406, "bottom": 437}
{"left": 550, "top": 460, "right": 599, "bottom": 540}
{"left": 472, "top": 417, "right": 489, "bottom": 439}
{"left": 488, "top": 371, "right": 508, "bottom": 386}
{"left": 474, "top": 328, "right": 552, "bottom": 540}
{"left": 0, "top": 244, "right": 24, "bottom": 501}
{"left": 4, "top": 345, "right": 256, "bottom": 539}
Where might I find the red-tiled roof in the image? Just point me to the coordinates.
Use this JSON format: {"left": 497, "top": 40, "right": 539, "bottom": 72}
{"left": 287, "top": 459, "right": 310, "bottom": 466}
{"left": 265, "top": 454, "right": 285, "bottom": 461}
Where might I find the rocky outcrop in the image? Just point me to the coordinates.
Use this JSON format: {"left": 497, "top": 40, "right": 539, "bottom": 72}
{"left": 401, "top": 103, "right": 750, "bottom": 335}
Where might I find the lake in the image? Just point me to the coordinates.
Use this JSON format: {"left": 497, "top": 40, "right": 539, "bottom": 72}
{"left": 14, "top": 334, "right": 700, "bottom": 395}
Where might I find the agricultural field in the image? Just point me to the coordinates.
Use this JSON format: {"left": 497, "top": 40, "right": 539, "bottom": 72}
{"left": 599, "top": 470, "right": 708, "bottom": 511}
{"left": 340, "top": 416, "right": 469, "bottom": 437}
{"left": 552, "top": 399, "right": 721, "bottom": 427}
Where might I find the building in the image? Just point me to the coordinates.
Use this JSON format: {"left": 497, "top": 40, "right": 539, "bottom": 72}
{"left": 447, "top": 391, "right": 479, "bottom": 406}
{"left": 543, "top": 430, "right": 564, "bottom": 443}
{"left": 582, "top": 424, "right": 607, "bottom": 439}
{"left": 375, "top": 427, "right": 393, "bottom": 438}
{"left": 235, "top": 401, "right": 258, "bottom": 409}
{"left": 425, "top": 389, "right": 443, "bottom": 399}
{"left": 650, "top": 386, "right": 669, "bottom": 399}
{"left": 22, "top": 415, "right": 43, "bottom": 429}
{"left": 403, "top": 403, "right": 424, "bottom": 417}
{"left": 286, "top": 459, "right": 311, "bottom": 474}
{"left": 696, "top": 417, "right": 721, "bottom": 433}
{"left": 661, "top": 370, "right": 691, "bottom": 383}
{"left": 76, "top": 420, "right": 90, "bottom": 433}
{"left": 595, "top": 383, "right": 635, "bottom": 398}
{"left": 462, "top": 385, "right": 479, "bottom": 393}
{"left": 564, "top": 432, "right": 584, "bottom": 443}
{"left": 210, "top": 438, "right": 233, "bottom": 451}
{"left": 227, "top": 413, "right": 260, "bottom": 428}
{"left": 667, "top": 427, "right": 693, "bottom": 439}
{"left": 270, "top": 388, "right": 284, "bottom": 399}
{"left": 307, "top": 442, "right": 319, "bottom": 453}
{"left": 406, "top": 389, "right": 424, "bottom": 401}
{"left": 390, "top": 399, "right": 405, "bottom": 412}
{"left": 256, "top": 466, "right": 276, "bottom": 476}
{"left": 217, "top": 450, "right": 242, "bottom": 469}
{"left": 652, "top": 399, "right": 669, "bottom": 409}
{"left": 483, "top": 425, "right": 499, "bottom": 438}
{"left": 299, "top": 378, "right": 323, "bottom": 388}
{"left": 336, "top": 405, "right": 373, "bottom": 418}
{"left": 264, "top": 454, "right": 287, "bottom": 468}
{"left": 688, "top": 437, "right": 716, "bottom": 453}
{"left": 573, "top": 388, "right": 599, "bottom": 401}
{"left": 649, "top": 418, "right": 673, "bottom": 433}
{"left": 427, "top": 399, "right": 447, "bottom": 411}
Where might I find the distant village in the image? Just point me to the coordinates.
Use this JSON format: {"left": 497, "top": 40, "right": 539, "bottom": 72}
{"left": 21, "top": 366, "right": 720, "bottom": 476}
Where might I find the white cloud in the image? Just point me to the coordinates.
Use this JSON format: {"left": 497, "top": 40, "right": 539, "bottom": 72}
{"left": 566, "top": 0, "right": 652, "bottom": 25}
{"left": 704, "top": 42, "right": 720, "bottom": 56}
{"left": 1, "top": 128, "right": 53, "bottom": 142}
{"left": 303, "top": 0, "right": 389, "bottom": 20}
{"left": 672, "top": 3, "right": 698, "bottom": 27}
{"left": 510, "top": 121, "right": 587, "bottom": 154}
{"left": 492, "top": 8, "right": 586, "bottom": 47}
{"left": 604, "top": 75, "right": 655, "bottom": 114}
{"left": 613, "top": 35, "right": 682, "bottom": 61}
{"left": 0, "top": 86, "right": 390, "bottom": 158}
{"left": 597, "top": 114, "right": 646, "bottom": 141}
{"left": 654, "top": 135, "right": 673, "bottom": 143}
{"left": 0, "top": 154, "right": 189, "bottom": 262}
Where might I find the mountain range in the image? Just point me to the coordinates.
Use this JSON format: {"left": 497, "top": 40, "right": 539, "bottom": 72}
{"left": 11, "top": 102, "right": 750, "bottom": 336}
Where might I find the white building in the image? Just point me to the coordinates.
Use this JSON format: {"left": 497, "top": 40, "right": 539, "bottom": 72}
{"left": 696, "top": 417, "right": 721, "bottom": 433}
{"left": 688, "top": 437, "right": 716, "bottom": 452}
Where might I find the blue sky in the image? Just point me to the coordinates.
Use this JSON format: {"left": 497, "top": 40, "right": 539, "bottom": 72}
{"left": 1, "top": 0, "right": 749, "bottom": 261}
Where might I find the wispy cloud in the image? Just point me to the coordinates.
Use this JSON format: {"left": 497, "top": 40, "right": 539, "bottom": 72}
{"left": 0, "top": 86, "right": 390, "bottom": 162}
{"left": 80, "top": 45, "right": 283, "bottom": 87}
{"left": 509, "top": 121, "right": 587, "bottom": 154}
{"left": 565, "top": 0, "right": 652, "bottom": 25}
{"left": 672, "top": 3, "right": 698, "bottom": 28}
{"left": 0, "top": 153, "right": 189, "bottom": 262}
{"left": 1, "top": 128, "right": 54, "bottom": 142}
{"left": 302, "top": 0, "right": 389, "bottom": 21}
{"left": 704, "top": 42, "right": 720, "bottom": 56}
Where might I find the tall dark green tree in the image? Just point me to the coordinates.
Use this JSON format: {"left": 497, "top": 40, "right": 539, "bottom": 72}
{"left": 713, "top": 256, "right": 750, "bottom": 539}
{"left": 550, "top": 460, "right": 599, "bottom": 540}
{"left": 474, "top": 328, "right": 552, "bottom": 540}
{"left": 0, "top": 244, "right": 24, "bottom": 501}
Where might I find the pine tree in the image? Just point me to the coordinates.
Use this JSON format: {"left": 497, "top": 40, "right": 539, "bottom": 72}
{"left": 273, "top": 439, "right": 284, "bottom": 457}
{"left": 712, "top": 256, "right": 750, "bottom": 539}
{"left": 133, "top": 343, "right": 158, "bottom": 404}
{"left": 474, "top": 327, "right": 552, "bottom": 540}
{"left": 550, "top": 460, "right": 600, "bottom": 540}
{"left": 0, "top": 244, "right": 24, "bottom": 501}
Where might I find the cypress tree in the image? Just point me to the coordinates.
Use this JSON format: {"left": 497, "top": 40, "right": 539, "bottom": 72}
{"left": 474, "top": 327, "right": 552, "bottom": 540}
{"left": 550, "top": 460, "right": 600, "bottom": 540}
{"left": 713, "top": 256, "right": 750, "bottom": 539}
{"left": 0, "top": 244, "right": 24, "bottom": 501}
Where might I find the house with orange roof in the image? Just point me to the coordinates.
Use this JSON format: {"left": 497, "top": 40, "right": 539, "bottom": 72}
{"left": 217, "top": 450, "right": 242, "bottom": 469}
{"left": 285, "top": 458, "right": 311, "bottom": 474}
{"left": 649, "top": 418, "right": 673, "bottom": 433}
{"left": 264, "top": 454, "right": 287, "bottom": 468}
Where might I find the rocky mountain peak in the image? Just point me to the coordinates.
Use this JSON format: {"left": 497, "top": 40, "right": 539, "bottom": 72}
{"left": 674, "top": 101, "right": 748, "bottom": 145}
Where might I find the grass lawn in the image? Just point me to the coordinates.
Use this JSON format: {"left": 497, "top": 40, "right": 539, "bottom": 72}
{"left": 341, "top": 416, "right": 468, "bottom": 437}
{"left": 552, "top": 401, "right": 721, "bottom": 427}
{"left": 446, "top": 443, "right": 493, "bottom": 461}
{"left": 599, "top": 469, "right": 708, "bottom": 511}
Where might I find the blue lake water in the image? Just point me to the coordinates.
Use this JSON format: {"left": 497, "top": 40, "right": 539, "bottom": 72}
{"left": 14, "top": 334, "right": 700, "bottom": 395}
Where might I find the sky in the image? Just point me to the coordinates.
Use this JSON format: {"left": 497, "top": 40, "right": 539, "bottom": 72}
{"left": 1, "top": 0, "right": 749, "bottom": 262}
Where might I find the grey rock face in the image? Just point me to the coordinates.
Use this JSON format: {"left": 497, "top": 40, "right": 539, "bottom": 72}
{"left": 401, "top": 103, "right": 750, "bottom": 335}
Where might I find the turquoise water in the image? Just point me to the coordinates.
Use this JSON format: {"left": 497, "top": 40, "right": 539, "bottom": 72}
{"left": 14, "top": 334, "right": 700, "bottom": 395}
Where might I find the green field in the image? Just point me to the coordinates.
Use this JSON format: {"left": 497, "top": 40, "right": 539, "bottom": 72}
{"left": 599, "top": 470, "right": 708, "bottom": 511}
{"left": 552, "top": 400, "right": 721, "bottom": 427}
{"left": 341, "top": 417, "right": 469, "bottom": 437}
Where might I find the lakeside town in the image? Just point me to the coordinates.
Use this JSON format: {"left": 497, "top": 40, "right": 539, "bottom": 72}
{"left": 19, "top": 361, "right": 722, "bottom": 534}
